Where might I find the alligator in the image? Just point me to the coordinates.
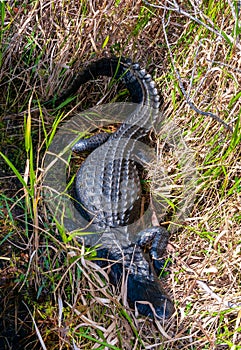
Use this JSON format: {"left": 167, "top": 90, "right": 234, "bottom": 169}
{"left": 48, "top": 57, "right": 174, "bottom": 319}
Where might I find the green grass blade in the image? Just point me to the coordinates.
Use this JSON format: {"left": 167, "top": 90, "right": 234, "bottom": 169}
{"left": 0, "top": 151, "right": 30, "bottom": 195}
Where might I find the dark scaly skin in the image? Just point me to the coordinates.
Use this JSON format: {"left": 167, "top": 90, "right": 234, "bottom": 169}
{"left": 50, "top": 57, "right": 174, "bottom": 319}
{"left": 95, "top": 226, "right": 173, "bottom": 319}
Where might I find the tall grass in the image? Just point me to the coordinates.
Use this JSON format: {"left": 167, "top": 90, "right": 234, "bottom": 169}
{"left": 0, "top": 0, "right": 240, "bottom": 349}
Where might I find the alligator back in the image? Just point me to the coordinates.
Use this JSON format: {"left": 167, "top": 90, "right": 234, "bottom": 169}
{"left": 68, "top": 58, "right": 161, "bottom": 228}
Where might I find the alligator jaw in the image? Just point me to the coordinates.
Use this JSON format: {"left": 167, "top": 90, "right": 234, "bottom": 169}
{"left": 127, "top": 274, "right": 174, "bottom": 320}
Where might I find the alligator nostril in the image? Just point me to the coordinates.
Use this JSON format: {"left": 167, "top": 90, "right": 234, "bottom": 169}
{"left": 126, "top": 271, "right": 174, "bottom": 320}
{"left": 155, "top": 299, "right": 175, "bottom": 319}
{"left": 135, "top": 297, "right": 174, "bottom": 320}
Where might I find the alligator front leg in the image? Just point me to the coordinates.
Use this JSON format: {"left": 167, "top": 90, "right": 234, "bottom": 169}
{"left": 136, "top": 226, "right": 170, "bottom": 274}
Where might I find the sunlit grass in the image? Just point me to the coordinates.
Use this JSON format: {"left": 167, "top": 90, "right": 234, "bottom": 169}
{"left": 0, "top": 0, "right": 240, "bottom": 349}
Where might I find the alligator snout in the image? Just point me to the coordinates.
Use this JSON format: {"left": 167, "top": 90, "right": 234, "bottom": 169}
{"left": 127, "top": 275, "right": 174, "bottom": 319}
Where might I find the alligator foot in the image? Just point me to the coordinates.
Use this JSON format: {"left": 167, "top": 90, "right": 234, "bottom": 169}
{"left": 136, "top": 226, "right": 171, "bottom": 275}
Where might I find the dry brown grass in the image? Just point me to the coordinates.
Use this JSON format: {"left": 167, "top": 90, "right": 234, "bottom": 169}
{"left": 0, "top": 1, "right": 240, "bottom": 349}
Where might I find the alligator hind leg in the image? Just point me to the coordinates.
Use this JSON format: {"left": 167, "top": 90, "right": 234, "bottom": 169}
{"left": 72, "top": 132, "right": 110, "bottom": 152}
{"left": 136, "top": 226, "right": 170, "bottom": 275}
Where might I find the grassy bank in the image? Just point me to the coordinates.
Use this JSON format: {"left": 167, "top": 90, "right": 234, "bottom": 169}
{"left": 0, "top": 1, "right": 240, "bottom": 349}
